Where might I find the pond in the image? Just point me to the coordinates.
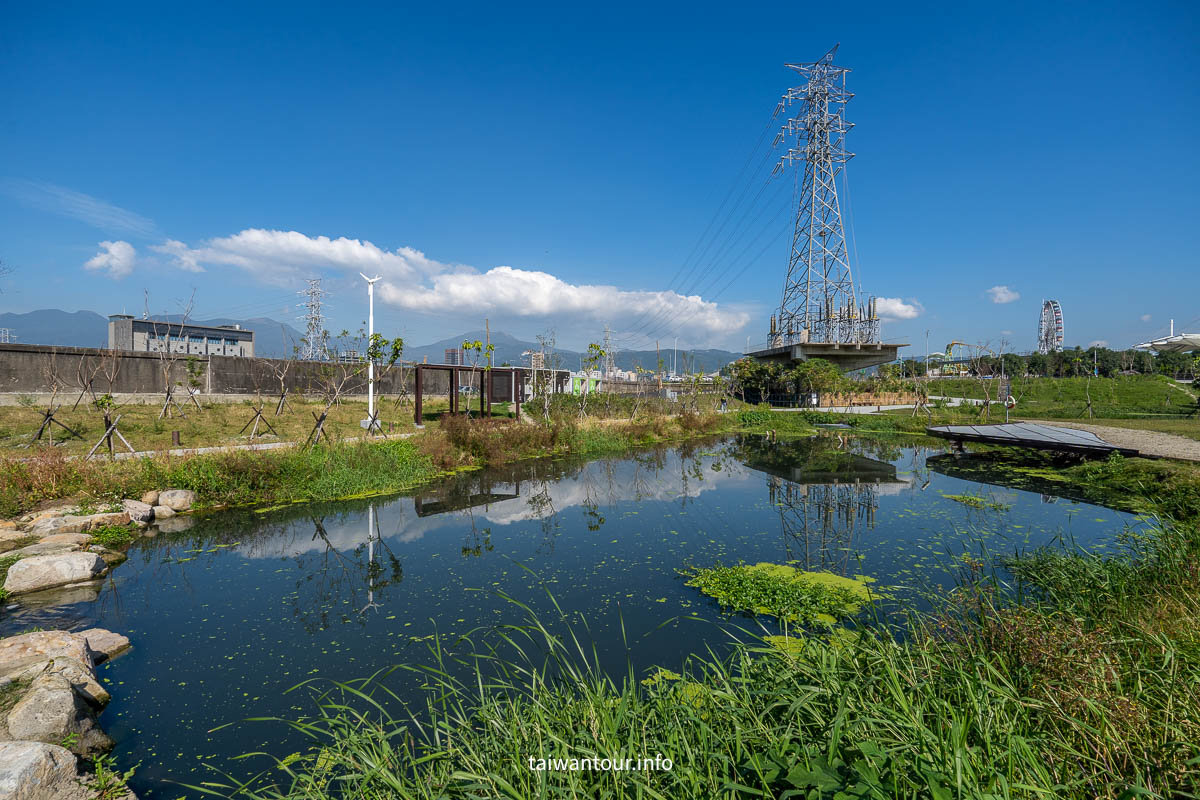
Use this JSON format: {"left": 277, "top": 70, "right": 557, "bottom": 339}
{"left": 1, "top": 432, "right": 1148, "bottom": 797}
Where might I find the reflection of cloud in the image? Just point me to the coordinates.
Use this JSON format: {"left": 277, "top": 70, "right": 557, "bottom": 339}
{"left": 237, "top": 455, "right": 758, "bottom": 558}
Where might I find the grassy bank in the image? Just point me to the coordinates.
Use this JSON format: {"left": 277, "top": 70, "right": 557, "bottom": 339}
{"left": 195, "top": 441, "right": 1200, "bottom": 799}
{"left": 930, "top": 375, "right": 1197, "bottom": 419}
{"left": 0, "top": 404, "right": 744, "bottom": 518}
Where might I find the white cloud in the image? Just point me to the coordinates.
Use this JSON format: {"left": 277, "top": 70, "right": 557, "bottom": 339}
{"left": 84, "top": 241, "right": 136, "bottom": 279}
{"left": 1, "top": 179, "right": 155, "bottom": 236}
{"left": 1000, "top": 329, "right": 1014, "bottom": 336}
{"left": 986, "top": 285, "right": 1020, "bottom": 304}
{"left": 1140, "top": 314, "right": 1152, "bottom": 322}
{"left": 378, "top": 266, "right": 749, "bottom": 338}
{"left": 156, "top": 229, "right": 446, "bottom": 286}
{"left": 150, "top": 239, "right": 205, "bottom": 272}
{"left": 875, "top": 297, "right": 923, "bottom": 320}
{"left": 1088, "top": 340, "right": 1108, "bottom": 348}
{"left": 156, "top": 229, "right": 750, "bottom": 345}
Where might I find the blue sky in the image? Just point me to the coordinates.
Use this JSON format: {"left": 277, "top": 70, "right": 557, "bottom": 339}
{"left": 1, "top": 1, "right": 1197, "bottom": 354}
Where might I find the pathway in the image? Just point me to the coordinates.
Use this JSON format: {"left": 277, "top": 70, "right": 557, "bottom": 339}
{"left": 1018, "top": 420, "right": 1200, "bottom": 462}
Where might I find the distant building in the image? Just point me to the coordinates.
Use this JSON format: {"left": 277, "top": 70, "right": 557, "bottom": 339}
{"left": 108, "top": 315, "right": 254, "bottom": 357}
{"left": 444, "top": 347, "right": 463, "bottom": 365}
{"left": 523, "top": 349, "right": 545, "bottom": 370}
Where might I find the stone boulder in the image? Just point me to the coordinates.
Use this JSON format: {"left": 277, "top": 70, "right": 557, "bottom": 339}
{"left": 150, "top": 505, "right": 174, "bottom": 520}
{"left": 0, "top": 633, "right": 92, "bottom": 671}
{"left": 0, "top": 657, "right": 109, "bottom": 708}
{"left": 27, "top": 513, "right": 129, "bottom": 538}
{"left": 157, "top": 489, "right": 195, "bottom": 512}
{"left": 36, "top": 534, "right": 92, "bottom": 547}
{"left": 121, "top": 500, "right": 154, "bottom": 525}
{"left": 75, "top": 630, "right": 130, "bottom": 665}
{"left": 4, "top": 673, "right": 114, "bottom": 755}
{"left": 0, "top": 741, "right": 89, "bottom": 800}
{"left": 139, "top": 490, "right": 159, "bottom": 506}
{"left": 7, "top": 542, "right": 79, "bottom": 560}
{"left": 2, "top": 554, "right": 106, "bottom": 596}
{"left": 0, "top": 532, "right": 35, "bottom": 554}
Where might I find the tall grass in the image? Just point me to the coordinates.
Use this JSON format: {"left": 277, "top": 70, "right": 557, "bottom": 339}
{"left": 195, "top": 508, "right": 1200, "bottom": 799}
{"left": 0, "top": 439, "right": 440, "bottom": 517}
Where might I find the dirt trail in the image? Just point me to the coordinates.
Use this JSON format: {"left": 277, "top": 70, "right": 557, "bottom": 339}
{"left": 1025, "top": 419, "right": 1200, "bottom": 462}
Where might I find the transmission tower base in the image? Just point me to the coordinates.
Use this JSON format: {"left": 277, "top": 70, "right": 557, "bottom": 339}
{"left": 746, "top": 341, "right": 908, "bottom": 373}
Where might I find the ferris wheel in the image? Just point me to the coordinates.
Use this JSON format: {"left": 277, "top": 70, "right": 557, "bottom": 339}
{"left": 1038, "top": 299, "right": 1064, "bottom": 354}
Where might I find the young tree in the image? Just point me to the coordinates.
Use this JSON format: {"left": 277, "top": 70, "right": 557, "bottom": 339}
{"left": 578, "top": 342, "right": 605, "bottom": 420}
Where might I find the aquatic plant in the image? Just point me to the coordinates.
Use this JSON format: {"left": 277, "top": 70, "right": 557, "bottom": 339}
{"left": 941, "top": 492, "right": 1011, "bottom": 511}
{"left": 89, "top": 524, "right": 137, "bottom": 549}
{"left": 681, "top": 562, "right": 877, "bottom": 626}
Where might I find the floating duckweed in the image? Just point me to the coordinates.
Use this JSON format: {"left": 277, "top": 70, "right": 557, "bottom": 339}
{"left": 682, "top": 562, "right": 878, "bottom": 625}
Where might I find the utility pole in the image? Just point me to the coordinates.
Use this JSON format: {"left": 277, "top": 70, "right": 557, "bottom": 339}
{"left": 673, "top": 337, "right": 678, "bottom": 376}
{"left": 359, "top": 273, "right": 381, "bottom": 431}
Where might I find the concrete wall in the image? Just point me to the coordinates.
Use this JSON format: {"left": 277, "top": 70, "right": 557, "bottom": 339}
{"left": 0, "top": 343, "right": 416, "bottom": 400}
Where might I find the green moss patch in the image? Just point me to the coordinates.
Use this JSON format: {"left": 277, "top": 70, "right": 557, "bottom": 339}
{"left": 941, "top": 493, "right": 1011, "bottom": 511}
{"left": 682, "top": 562, "right": 878, "bottom": 625}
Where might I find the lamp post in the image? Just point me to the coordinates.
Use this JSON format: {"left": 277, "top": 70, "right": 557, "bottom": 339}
{"left": 359, "top": 273, "right": 382, "bottom": 431}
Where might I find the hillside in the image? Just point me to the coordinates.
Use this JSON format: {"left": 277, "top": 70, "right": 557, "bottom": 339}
{"left": 404, "top": 330, "right": 742, "bottom": 373}
{"left": 0, "top": 309, "right": 305, "bottom": 358}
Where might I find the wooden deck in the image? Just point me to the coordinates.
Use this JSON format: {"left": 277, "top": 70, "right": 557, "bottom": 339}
{"left": 926, "top": 422, "right": 1141, "bottom": 457}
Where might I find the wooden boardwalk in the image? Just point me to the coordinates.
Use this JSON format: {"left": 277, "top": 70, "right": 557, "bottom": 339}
{"left": 927, "top": 422, "right": 1140, "bottom": 458}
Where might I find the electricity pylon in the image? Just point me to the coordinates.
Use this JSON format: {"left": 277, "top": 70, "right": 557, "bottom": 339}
{"left": 297, "top": 279, "right": 327, "bottom": 360}
{"left": 771, "top": 44, "right": 879, "bottom": 346}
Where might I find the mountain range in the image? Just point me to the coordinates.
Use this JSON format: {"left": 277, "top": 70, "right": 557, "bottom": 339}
{"left": 0, "top": 310, "right": 744, "bottom": 371}
{"left": 404, "top": 330, "right": 743, "bottom": 373}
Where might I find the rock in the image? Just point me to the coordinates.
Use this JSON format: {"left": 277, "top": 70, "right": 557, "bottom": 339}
{"left": 0, "top": 533, "right": 36, "bottom": 555}
{"left": 75, "top": 630, "right": 130, "bottom": 665}
{"left": 0, "top": 521, "right": 15, "bottom": 530}
{"left": 154, "top": 516, "right": 193, "bottom": 534}
{"left": 19, "top": 505, "right": 80, "bottom": 526}
{"left": 0, "top": 632, "right": 92, "bottom": 672}
{"left": 150, "top": 505, "right": 175, "bottom": 520}
{"left": 7, "top": 543, "right": 80, "bottom": 559}
{"left": 0, "top": 740, "right": 88, "bottom": 800}
{"left": 36, "top": 534, "right": 91, "bottom": 547}
{"left": 121, "top": 500, "right": 154, "bottom": 525}
{"left": 5, "top": 673, "right": 113, "bottom": 755}
{"left": 2, "top": 555, "right": 106, "bottom": 596}
{"left": 0, "top": 657, "right": 109, "bottom": 707}
{"left": 86, "top": 548, "right": 125, "bottom": 567}
{"left": 140, "top": 490, "right": 159, "bottom": 506}
{"left": 157, "top": 489, "right": 195, "bottom": 512}
{"left": 27, "top": 513, "right": 129, "bottom": 538}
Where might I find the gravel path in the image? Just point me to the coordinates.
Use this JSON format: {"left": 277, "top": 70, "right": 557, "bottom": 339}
{"left": 1023, "top": 419, "right": 1200, "bottom": 462}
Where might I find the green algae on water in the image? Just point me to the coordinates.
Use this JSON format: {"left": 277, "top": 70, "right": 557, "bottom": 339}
{"left": 682, "top": 562, "right": 878, "bottom": 625}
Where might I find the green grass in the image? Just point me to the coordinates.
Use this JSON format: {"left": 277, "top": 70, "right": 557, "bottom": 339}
{"left": 88, "top": 523, "right": 138, "bottom": 549}
{"left": 0, "top": 438, "right": 443, "bottom": 518}
{"left": 931, "top": 375, "right": 1197, "bottom": 419}
{"left": 0, "top": 398, "right": 420, "bottom": 455}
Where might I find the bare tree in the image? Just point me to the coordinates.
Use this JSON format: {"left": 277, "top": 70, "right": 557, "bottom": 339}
{"left": 144, "top": 290, "right": 199, "bottom": 419}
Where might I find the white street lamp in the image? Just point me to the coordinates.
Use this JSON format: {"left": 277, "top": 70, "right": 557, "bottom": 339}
{"left": 359, "top": 273, "right": 382, "bottom": 432}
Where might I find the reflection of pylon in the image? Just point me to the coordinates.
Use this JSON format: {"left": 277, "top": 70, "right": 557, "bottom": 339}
{"left": 297, "top": 279, "right": 327, "bottom": 360}
{"left": 769, "top": 476, "right": 878, "bottom": 572}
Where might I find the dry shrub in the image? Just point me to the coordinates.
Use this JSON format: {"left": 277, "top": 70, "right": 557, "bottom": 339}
{"left": 436, "top": 414, "right": 567, "bottom": 466}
